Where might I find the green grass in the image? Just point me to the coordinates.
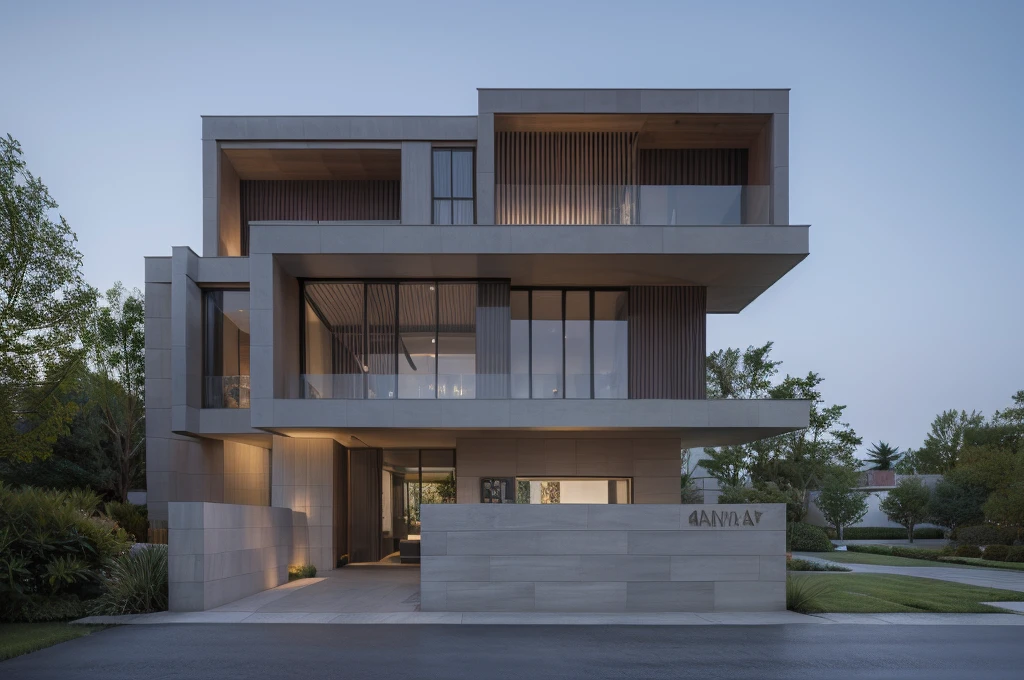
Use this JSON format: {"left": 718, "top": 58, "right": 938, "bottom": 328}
{"left": 789, "top": 573, "right": 1024, "bottom": 614}
{"left": 0, "top": 623, "right": 105, "bottom": 661}
{"left": 938, "top": 557, "right": 1024, "bottom": 572}
{"left": 803, "top": 551, "right": 963, "bottom": 568}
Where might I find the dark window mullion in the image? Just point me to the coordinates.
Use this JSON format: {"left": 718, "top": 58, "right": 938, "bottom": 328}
{"left": 561, "top": 290, "right": 566, "bottom": 400}
{"left": 590, "top": 290, "right": 595, "bottom": 399}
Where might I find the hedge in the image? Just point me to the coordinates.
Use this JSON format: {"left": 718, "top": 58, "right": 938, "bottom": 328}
{"left": 983, "top": 545, "right": 1010, "bottom": 562}
{"left": 951, "top": 524, "right": 1017, "bottom": 547}
{"left": 788, "top": 523, "right": 834, "bottom": 552}
{"left": 824, "top": 527, "right": 946, "bottom": 541}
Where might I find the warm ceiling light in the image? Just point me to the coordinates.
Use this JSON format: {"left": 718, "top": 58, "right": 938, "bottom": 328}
{"left": 429, "top": 286, "right": 435, "bottom": 291}
{"left": 431, "top": 339, "right": 436, "bottom": 344}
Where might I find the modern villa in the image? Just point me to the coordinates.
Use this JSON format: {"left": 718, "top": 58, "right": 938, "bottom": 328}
{"left": 145, "top": 88, "right": 809, "bottom": 613}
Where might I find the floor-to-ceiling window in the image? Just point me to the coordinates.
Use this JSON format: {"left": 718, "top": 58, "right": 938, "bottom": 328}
{"left": 511, "top": 288, "right": 628, "bottom": 400}
{"left": 302, "top": 280, "right": 508, "bottom": 399}
{"left": 381, "top": 449, "right": 455, "bottom": 556}
{"left": 203, "top": 289, "right": 250, "bottom": 408}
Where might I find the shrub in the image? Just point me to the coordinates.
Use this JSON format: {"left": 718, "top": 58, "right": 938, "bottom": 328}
{"left": 1006, "top": 547, "right": 1024, "bottom": 563}
{"left": 953, "top": 524, "right": 1016, "bottom": 547}
{"left": 788, "top": 523, "right": 834, "bottom": 552}
{"left": 954, "top": 544, "right": 983, "bottom": 558}
{"left": 786, "top": 575, "right": 832, "bottom": 613}
{"left": 787, "top": 558, "right": 851, "bottom": 572}
{"left": 719, "top": 482, "right": 805, "bottom": 524}
{"left": 890, "top": 546, "right": 945, "bottom": 561}
{"left": 289, "top": 564, "right": 317, "bottom": 580}
{"left": 0, "top": 484, "right": 130, "bottom": 622}
{"left": 104, "top": 501, "right": 149, "bottom": 543}
{"left": 90, "top": 545, "right": 168, "bottom": 615}
{"left": 983, "top": 545, "right": 1010, "bottom": 562}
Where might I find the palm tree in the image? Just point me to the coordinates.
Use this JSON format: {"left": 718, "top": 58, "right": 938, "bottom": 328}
{"left": 864, "top": 441, "right": 900, "bottom": 471}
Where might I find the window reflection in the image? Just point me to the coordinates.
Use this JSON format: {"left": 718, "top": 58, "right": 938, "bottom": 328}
{"left": 594, "top": 292, "right": 628, "bottom": 398}
{"left": 437, "top": 284, "right": 476, "bottom": 399}
{"left": 398, "top": 283, "right": 436, "bottom": 398}
{"left": 203, "top": 290, "right": 250, "bottom": 408}
{"left": 565, "top": 292, "right": 590, "bottom": 398}
{"left": 510, "top": 291, "right": 530, "bottom": 399}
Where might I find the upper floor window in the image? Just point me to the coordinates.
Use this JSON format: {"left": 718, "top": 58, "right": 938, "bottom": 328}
{"left": 203, "top": 290, "right": 250, "bottom": 408}
{"left": 432, "top": 149, "right": 474, "bottom": 225}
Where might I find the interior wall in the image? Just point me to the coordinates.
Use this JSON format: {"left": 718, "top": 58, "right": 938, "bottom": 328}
{"left": 455, "top": 437, "right": 681, "bottom": 505}
{"left": 218, "top": 154, "right": 241, "bottom": 256}
{"left": 273, "top": 260, "right": 300, "bottom": 398}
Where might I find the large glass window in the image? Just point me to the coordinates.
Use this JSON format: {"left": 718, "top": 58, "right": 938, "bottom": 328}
{"left": 382, "top": 449, "right": 455, "bottom": 553}
{"left": 564, "top": 292, "right": 591, "bottom": 399}
{"left": 516, "top": 478, "right": 630, "bottom": 504}
{"left": 509, "top": 289, "right": 628, "bottom": 399}
{"left": 531, "top": 291, "right": 562, "bottom": 399}
{"left": 437, "top": 284, "right": 476, "bottom": 399}
{"left": 203, "top": 290, "right": 250, "bottom": 408}
{"left": 433, "top": 148, "right": 474, "bottom": 224}
{"left": 594, "top": 291, "right": 629, "bottom": 398}
{"left": 367, "top": 284, "right": 397, "bottom": 399}
{"left": 510, "top": 291, "right": 530, "bottom": 399}
{"left": 398, "top": 283, "right": 436, "bottom": 398}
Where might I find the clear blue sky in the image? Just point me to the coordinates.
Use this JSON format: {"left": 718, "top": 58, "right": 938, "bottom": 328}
{"left": 2, "top": 0, "right": 1021, "bottom": 454}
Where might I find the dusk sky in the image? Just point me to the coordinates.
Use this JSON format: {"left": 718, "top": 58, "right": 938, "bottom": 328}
{"left": 2, "top": 0, "right": 1021, "bottom": 455}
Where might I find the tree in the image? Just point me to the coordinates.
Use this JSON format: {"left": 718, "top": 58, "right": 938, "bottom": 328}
{"left": 679, "top": 449, "right": 703, "bottom": 504}
{"left": 927, "top": 472, "right": 988, "bottom": 534}
{"left": 813, "top": 470, "right": 868, "bottom": 541}
{"left": 700, "top": 445, "right": 747, "bottom": 489}
{"left": 880, "top": 478, "right": 932, "bottom": 542}
{"left": 993, "top": 390, "right": 1024, "bottom": 429}
{"left": 1, "top": 134, "right": 97, "bottom": 462}
{"left": 706, "top": 342, "right": 780, "bottom": 399}
{"left": 718, "top": 480, "right": 804, "bottom": 524}
{"left": 910, "top": 409, "right": 985, "bottom": 473}
{"left": 984, "top": 481, "right": 1024, "bottom": 541}
{"left": 88, "top": 283, "right": 146, "bottom": 501}
{"left": 864, "top": 441, "right": 900, "bottom": 471}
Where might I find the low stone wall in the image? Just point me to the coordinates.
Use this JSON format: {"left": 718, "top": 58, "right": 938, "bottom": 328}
{"left": 420, "top": 504, "right": 785, "bottom": 613}
{"left": 168, "top": 502, "right": 295, "bottom": 611}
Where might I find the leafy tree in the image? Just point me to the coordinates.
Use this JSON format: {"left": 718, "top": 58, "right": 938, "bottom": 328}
{"left": 679, "top": 449, "right": 703, "bottom": 504}
{"left": 984, "top": 480, "right": 1024, "bottom": 541}
{"left": 88, "top": 283, "right": 146, "bottom": 501}
{"left": 864, "top": 441, "right": 900, "bottom": 471}
{"left": 927, "top": 471, "right": 988, "bottom": 533}
{"left": 880, "top": 478, "right": 932, "bottom": 542}
{"left": 700, "top": 445, "right": 747, "bottom": 489}
{"left": 813, "top": 470, "right": 868, "bottom": 541}
{"left": 993, "top": 390, "right": 1024, "bottom": 428}
{"left": 1, "top": 134, "right": 97, "bottom": 462}
{"left": 906, "top": 409, "right": 985, "bottom": 473}
{"left": 718, "top": 481, "right": 804, "bottom": 524}
{"left": 706, "top": 342, "right": 780, "bottom": 399}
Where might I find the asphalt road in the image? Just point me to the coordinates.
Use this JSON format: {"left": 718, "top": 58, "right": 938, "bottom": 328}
{"left": 4, "top": 624, "right": 1024, "bottom": 680}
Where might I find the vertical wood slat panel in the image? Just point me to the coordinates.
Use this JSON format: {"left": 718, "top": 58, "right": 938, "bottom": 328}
{"left": 637, "top": 149, "right": 749, "bottom": 185}
{"left": 239, "top": 180, "right": 400, "bottom": 254}
{"left": 628, "top": 286, "right": 706, "bottom": 399}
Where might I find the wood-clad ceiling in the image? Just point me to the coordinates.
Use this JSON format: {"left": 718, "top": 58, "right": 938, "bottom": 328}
{"left": 494, "top": 114, "right": 770, "bottom": 149}
{"left": 224, "top": 148, "right": 401, "bottom": 180}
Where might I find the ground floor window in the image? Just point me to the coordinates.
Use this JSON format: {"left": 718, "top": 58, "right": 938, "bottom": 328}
{"left": 514, "top": 477, "right": 631, "bottom": 504}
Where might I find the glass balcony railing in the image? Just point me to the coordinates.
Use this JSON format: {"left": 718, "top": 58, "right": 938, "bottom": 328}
{"left": 204, "top": 375, "right": 250, "bottom": 409}
{"left": 301, "top": 372, "right": 628, "bottom": 400}
{"left": 494, "top": 184, "right": 770, "bottom": 225}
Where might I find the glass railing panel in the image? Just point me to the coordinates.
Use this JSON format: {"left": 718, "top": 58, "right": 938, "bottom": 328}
{"left": 495, "top": 184, "right": 771, "bottom": 225}
{"left": 300, "top": 373, "right": 631, "bottom": 399}
{"left": 204, "top": 375, "right": 250, "bottom": 408}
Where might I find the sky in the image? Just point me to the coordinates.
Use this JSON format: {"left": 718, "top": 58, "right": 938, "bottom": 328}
{"left": 2, "top": 0, "right": 1022, "bottom": 455}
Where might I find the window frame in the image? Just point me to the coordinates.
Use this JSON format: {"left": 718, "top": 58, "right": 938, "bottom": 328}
{"left": 431, "top": 147, "right": 476, "bottom": 225}
{"left": 201, "top": 287, "right": 251, "bottom": 409}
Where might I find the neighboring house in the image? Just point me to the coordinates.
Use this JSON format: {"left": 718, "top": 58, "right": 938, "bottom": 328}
{"left": 145, "top": 88, "right": 809, "bottom": 609}
{"left": 806, "top": 471, "right": 944, "bottom": 530}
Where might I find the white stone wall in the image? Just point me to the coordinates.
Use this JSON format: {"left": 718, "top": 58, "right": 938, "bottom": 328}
{"left": 455, "top": 438, "right": 681, "bottom": 505}
{"left": 420, "top": 503, "right": 785, "bottom": 613}
{"left": 168, "top": 502, "right": 294, "bottom": 611}
{"left": 271, "top": 436, "right": 338, "bottom": 572}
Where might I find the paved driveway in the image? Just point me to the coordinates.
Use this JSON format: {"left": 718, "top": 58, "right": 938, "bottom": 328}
{"left": 794, "top": 554, "right": 1024, "bottom": 593}
{"left": 6, "top": 623, "right": 1024, "bottom": 679}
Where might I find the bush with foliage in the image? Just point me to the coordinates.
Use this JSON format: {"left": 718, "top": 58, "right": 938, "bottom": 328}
{"left": 787, "top": 558, "right": 850, "bottom": 572}
{"left": 952, "top": 524, "right": 1016, "bottom": 547}
{"left": 1006, "top": 547, "right": 1024, "bottom": 563}
{"left": 847, "top": 545, "right": 948, "bottom": 562}
{"left": 90, "top": 544, "right": 167, "bottom": 615}
{"left": 954, "top": 544, "right": 983, "bottom": 558}
{"left": 719, "top": 482, "right": 804, "bottom": 524}
{"left": 983, "top": 545, "right": 1010, "bottom": 562}
{"left": 788, "top": 522, "right": 834, "bottom": 552}
{"left": 288, "top": 564, "right": 317, "bottom": 580}
{"left": 0, "top": 484, "right": 130, "bottom": 621}
{"left": 104, "top": 501, "right": 149, "bottom": 542}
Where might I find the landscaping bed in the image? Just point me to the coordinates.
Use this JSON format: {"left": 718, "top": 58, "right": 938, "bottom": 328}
{"left": 842, "top": 544, "right": 1024, "bottom": 572}
{"left": 788, "top": 573, "right": 1024, "bottom": 614}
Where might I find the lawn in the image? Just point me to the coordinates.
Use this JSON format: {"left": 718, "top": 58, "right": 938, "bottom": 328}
{"left": 0, "top": 623, "right": 105, "bottom": 661}
{"left": 790, "top": 573, "right": 1024, "bottom": 614}
{"left": 801, "top": 551, "right": 962, "bottom": 568}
